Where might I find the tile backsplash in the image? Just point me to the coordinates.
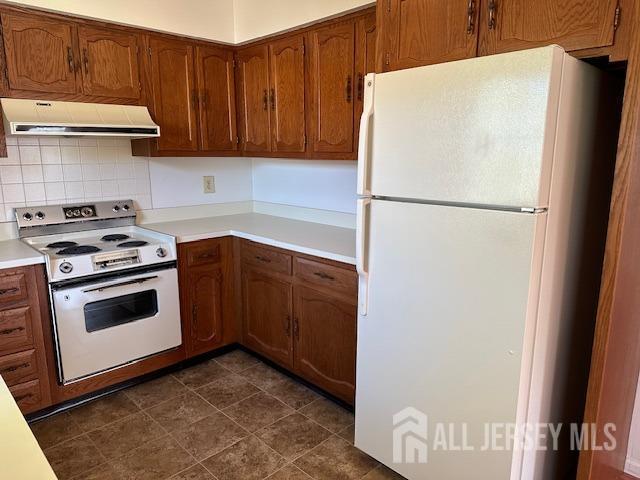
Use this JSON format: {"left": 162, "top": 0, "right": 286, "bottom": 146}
{"left": 0, "top": 136, "right": 151, "bottom": 222}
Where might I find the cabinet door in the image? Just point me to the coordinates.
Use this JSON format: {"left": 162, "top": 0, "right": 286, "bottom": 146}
{"left": 77, "top": 26, "right": 140, "bottom": 99}
{"left": 479, "top": 0, "right": 619, "bottom": 55}
{"left": 378, "top": 0, "right": 479, "bottom": 71}
{"left": 1, "top": 13, "right": 79, "bottom": 94}
{"left": 237, "top": 45, "right": 271, "bottom": 153}
{"left": 149, "top": 37, "right": 198, "bottom": 152}
{"left": 294, "top": 285, "right": 357, "bottom": 403}
{"left": 195, "top": 45, "right": 238, "bottom": 152}
{"left": 185, "top": 264, "right": 224, "bottom": 357}
{"left": 268, "top": 35, "right": 306, "bottom": 153}
{"left": 242, "top": 267, "right": 293, "bottom": 368}
{"left": 308, "top": 21, "right": 356, "bottom": 155}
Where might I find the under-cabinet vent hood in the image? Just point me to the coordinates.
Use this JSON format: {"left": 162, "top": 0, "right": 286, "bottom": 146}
{"left": 1, "top": 98, "right": 160, "bottom": 138}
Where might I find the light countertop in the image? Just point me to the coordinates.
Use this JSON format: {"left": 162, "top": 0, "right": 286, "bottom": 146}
{"left": 144, "top": 213, "right": 356, "bottom": 265}
{"left": 0, "top": 239, "right": 44, "bottom": 270}
{"left": 0, "top": 377, "right": 56, "bottom": 479}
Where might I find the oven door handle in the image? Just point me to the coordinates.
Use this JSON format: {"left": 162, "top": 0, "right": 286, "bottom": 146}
{"left": 82, "top": 275, "right": 159, "bottom": 294}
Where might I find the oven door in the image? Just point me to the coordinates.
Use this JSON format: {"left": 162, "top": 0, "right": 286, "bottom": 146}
{"left": 51, "top": 265, "right": 182, "bottom": 383}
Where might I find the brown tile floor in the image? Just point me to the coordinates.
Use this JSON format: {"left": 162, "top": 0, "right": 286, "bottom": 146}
{"left": 29, "top": 349, "right": 406, "bottom": 480}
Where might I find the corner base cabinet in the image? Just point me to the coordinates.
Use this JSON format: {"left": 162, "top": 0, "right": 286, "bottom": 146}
{"left": 240, "top": 240, "right": 357, "bottom": 404}
{"left": 178, "top": 238, "right": 236, "bottom": 358}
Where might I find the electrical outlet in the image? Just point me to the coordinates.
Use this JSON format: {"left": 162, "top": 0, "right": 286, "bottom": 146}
{"left": 203, "top": 176, "right": 215, "bottom": 194}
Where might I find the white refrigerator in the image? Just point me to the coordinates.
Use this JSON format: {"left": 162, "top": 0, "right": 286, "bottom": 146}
{"left": 354, "top": 46, "right": 611, "bottom": 480}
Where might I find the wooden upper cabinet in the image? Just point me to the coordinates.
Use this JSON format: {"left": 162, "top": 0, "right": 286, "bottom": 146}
{"left": 268, "top": 35, "right": 306, "bottom": 153}
{"left": 195, "top": 45, "right": 238, "bottom": 152}
{"left": 308, "top": 21, "right": 357, "bottom": 156}
{"left": 242, "top": 267, "right": 293, "bottom": 368}
{"left": 77, "top": 26, "right": 140, "bottom": 99}
{"left": 148, "top": 36, "right": 198, "bottom": 152}
{"left": 237, "top": 45, "right": 271, "bottom": 153}
{"left": 1, "top": 12, "right": 79, "bottom": 94}
{"left": 478, "top": 0, "right": 620, "bottom": 55}
{"left": 377, "top": 0, "right": 480, "bottom": 71}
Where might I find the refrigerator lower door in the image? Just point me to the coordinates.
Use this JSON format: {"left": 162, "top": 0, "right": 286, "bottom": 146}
{"left": 355, "top": 199, "right": 547, "bottom": 480}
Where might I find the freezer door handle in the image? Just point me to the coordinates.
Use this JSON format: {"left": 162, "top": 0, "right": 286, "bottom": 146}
{"left": 357, "top": 73, "right": 375, "bottom": 196}
{"left": 356, "top": 198, "right": 371, "bottom": 315}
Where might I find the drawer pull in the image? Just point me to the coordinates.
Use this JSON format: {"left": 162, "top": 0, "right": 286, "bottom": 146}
{"left": 0, "top": 326, "right": 25, "bottom": 336}
{"left": 255, "top": 255, "right": 272, "bottom": 263}
{"left": 14, "top": 393, "right": 33, "bottom": 402}
{"left": 313, "top": 271, "right": 335, "bottom": 281}
{"left": 198, "top": 252, "right": 216, "bottom": 260}
{"left": 0, "top": 362, "right": 29, "bottom": 374}
{"left": 0, "top": 287, "right": 19, "bottom": 296}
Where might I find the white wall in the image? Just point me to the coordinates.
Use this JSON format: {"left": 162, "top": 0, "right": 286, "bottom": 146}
{"left": 148, "top": 157, "right": 252, "bottom": 209}
{"left": 627, "top": 376, "right": 640, "bottom": 477}
{"left": 8, "top": 0, "right": 374, "bottom": 44}
{"left": 7, "top": 0, "right": 236, "bottom": 43}
{"left": 251, "top": 158, "right": 357, "bottom": 214}
{"left": 233, "top": 0, "right": 374, "bottom": 43}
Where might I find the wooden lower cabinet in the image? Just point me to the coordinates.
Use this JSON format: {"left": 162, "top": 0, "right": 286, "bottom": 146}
{"left": 0, "top": 265, "right": 51, "bottom": 414}
{"left": 179, "top": 238, "right": 235, "bottom": 358}
{"left": 294, "top": 285, "right": 357, "bottom": 403}
{"left": 242, "top": 267, "right": 294, "bottom": 368}
{"left": 240, "top": 240, "right": 357, "bottom": 403}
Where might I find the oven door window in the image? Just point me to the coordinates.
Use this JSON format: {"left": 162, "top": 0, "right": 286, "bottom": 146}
{"left": 84, "top": 289, "right": 159, "bottom": 333}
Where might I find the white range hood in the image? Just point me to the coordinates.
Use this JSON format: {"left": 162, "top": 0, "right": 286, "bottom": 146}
{"left": 1, "top": 98, "right": 160, "bottom": 138}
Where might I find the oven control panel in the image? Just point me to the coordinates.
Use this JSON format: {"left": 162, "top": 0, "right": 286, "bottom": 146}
{"left": 92, "top": 250, "right": 141, "bottom": 271}
{"left": 63, "top": 204, "right": 97, "bottom": 219}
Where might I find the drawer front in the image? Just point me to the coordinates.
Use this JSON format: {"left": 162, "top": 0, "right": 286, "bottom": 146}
{"left": 185, "top": 240, "right": 222, "bottom": 267}
{"left": 0, "top": 272, "right": 28, "bottom": 306}
{"left": 0, "top": 349, "right": 38, "bottom": 386}
{"left": 9, "top": 379, "right": 42, "bottom": 413}
{"left": 242, "top": 243, "right": 292, "bottom": 275}
{"left": 294, "top": 257, "right": 357, "bottom": 297}
{"left": 0, "top": 306, "right": 34, "bottom": 352}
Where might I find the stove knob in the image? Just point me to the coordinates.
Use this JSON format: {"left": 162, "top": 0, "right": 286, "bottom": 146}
{"left": 122, "top": 204, "right": 130, "bottom": 211}
{"left": 59, "top": 262, "right": 73, "bottom": 274}
{"left": 35, "top": 211, "right": 45, "bottom": 220}
{"left": 81, "top": 207, "right": 93, "bottom": 217}
{"left": 22, "top": 212, "right": 33, "bottom": 221}
{"left": 156, "top": 247, "right": 167, "bottom": 258}
{"left": 113, "top": 205, "right": 120, "bottom": 213}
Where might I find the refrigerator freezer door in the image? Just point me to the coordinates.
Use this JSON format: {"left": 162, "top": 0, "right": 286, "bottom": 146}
{"left": 355, "top": 199, "right": 547, "bottom": 480}
{"left": 365, "top": 46, "right": 564, "bottom": 209}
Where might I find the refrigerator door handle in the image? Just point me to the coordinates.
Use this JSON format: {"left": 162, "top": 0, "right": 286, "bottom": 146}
{"left": 356, "top": 197, "right": 371, "bottom": 315}
{"left": 357, "top": 73, "right": 375, "bottom": 197}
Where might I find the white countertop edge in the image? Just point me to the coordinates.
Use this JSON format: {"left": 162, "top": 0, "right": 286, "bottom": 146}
{"left": 0, "top": 255, "right": 45, "bottom": 270}
{"left": 175, "top": 229, "right": 356, "bottom": 265}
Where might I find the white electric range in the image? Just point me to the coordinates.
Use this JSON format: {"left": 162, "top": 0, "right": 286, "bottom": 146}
{"left": 15, "top": 200, "right": 182, "bottom": 384}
